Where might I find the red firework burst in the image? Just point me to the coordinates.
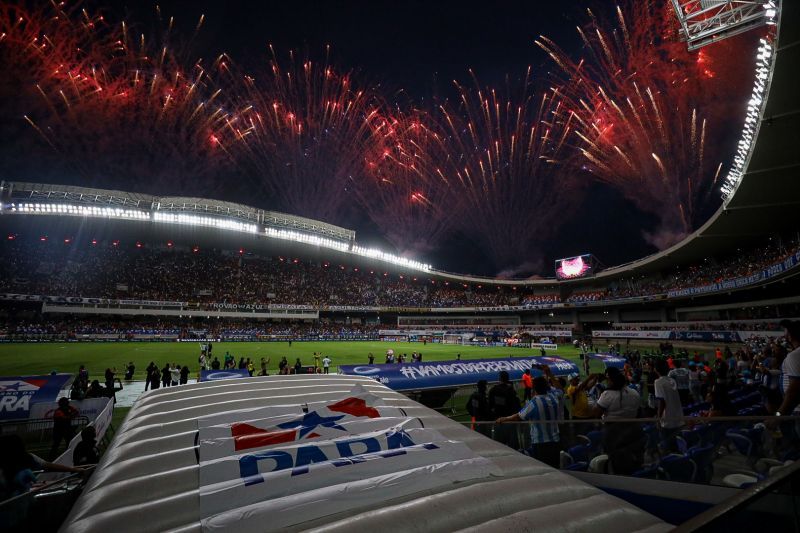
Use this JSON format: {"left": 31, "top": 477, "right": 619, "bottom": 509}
{"left": 536, "top": 0, "right": 762, "bottom": 247}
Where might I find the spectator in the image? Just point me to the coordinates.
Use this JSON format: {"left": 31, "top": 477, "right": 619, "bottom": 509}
{"left": 566, "top": 373, "right": 597, "bottom": 421}
{"left": 777, "top": 319, "right": 800, "bottom": 418}
{"left": 497, "top": 365, "right": 564, "bottom": 467}
{"left": 465, "top": 380, "right": 492, "bottom": 438}
{"left": 668, "top": 360, "right": 691, "bottom": 405}
{"left": 124, "top": 362, "right": 135, "bottom": 381}
{"left": 653, "top": 360, "right": 684, "bottom": 446}
{"left": 488, "top": 371, "right": 521, "bottom": 450}
{"left": 49, "top": 397, "right": 79, "bottom": 460}
{"left": 85, "top": 380, "right": 105, "bottom": 399}
{"left": 149, "top": 366, "right": 161, "bottom": 390}
{"left": 144, "top": 362, "right": 156, "bottom": 391}
{"left": 592, "top": 368, "right": 643, "bottom": 475}
{"left": 1, "top": 435, "right": 85, "bottom": 501}
{"left": 522, "top": 369, "right": 533, "bottom": 402}
{"left": 161, "top": 364, "right": 171, "bottom": 388}
{"left": 72, "top": 426, "right": 99, "bottom": 466}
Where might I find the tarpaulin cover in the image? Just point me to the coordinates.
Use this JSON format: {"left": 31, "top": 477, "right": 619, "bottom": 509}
{"left": 61, "top": 374, "right": 670, "bottom": 533}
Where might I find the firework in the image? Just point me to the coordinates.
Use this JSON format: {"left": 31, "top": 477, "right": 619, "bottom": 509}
{"left": 350, "top": 106, "right": 459, "bottom": 254}
{"left": 2, "top": 1, "right": 231, "bottom": 196}
{"left": 431, "top": 68, "right": 576, "bottom": 270}
{"left": 536, "top": 0, "right": 756, "bottom": 246}
{"left": 209, "top": 47, "right": 385, "bottom": 225}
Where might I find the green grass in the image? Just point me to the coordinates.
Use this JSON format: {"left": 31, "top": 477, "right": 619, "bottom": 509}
{"left": 0, "top": 341, "right": 583, "bottom": 379}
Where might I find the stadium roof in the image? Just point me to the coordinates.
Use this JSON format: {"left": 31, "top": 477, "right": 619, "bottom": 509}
{"left": 589, "top": 2, "right": 800, "bottom": 281}
{"left": 61, "top": 375, "right": 669, "bottom": 532}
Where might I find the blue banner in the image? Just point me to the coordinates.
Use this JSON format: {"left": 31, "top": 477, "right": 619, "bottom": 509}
{"left": 199, "top": 369, "right": 251, "bottom": 382}
{"left": 668, "top": 250, "right": 800, "bottom": 299}
{"left": 586, "top": 353, "right": 627, "bottom": 369}
{"left": 0, "top": 374, "right": 73, "bottom": 420}
{"left": 338, "top": 356, "right": 579, "bottom": 392}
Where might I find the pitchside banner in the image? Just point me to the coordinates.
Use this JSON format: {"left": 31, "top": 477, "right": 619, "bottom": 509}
{"left": 197, "top": 388, "right": 497, "bottom": 531}
{"left": 30, "top": 397, "right": 111, "bottom": 421}
{"left": 0, "top": 374, "right": 72, "bottom": 420}
{"left": 586, "top": 353, "right": 627, "bottom": 369}
{"left": 338, "top": 356, "right": 579, "bottom": 391}
{"left": 592, "top": 330, "right": 672, "bottom": 339}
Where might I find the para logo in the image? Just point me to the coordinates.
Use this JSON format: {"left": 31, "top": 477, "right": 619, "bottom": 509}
{"left": 238, "top": 428, "right": 437, "bottom": 485}
{"left": 229, "top": 396, "right": 383, "bottom": 452}
{"left": 0, "top": 378, "right": 46, "bottom": 413}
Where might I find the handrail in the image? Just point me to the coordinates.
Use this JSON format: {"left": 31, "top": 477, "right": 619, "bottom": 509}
{"left": 460, "top": 415, "right": 800, "bottom": 425}
{"left": 673, "top": 459, "right": 800, "bottom": 531}
{"left": 0, "top": 467, "right": 93, "bottom": 509}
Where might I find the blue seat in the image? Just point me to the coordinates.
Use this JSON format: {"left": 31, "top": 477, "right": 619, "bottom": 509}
{"left": 583, "top": 430, "right": 604, "bottom": 452}
{"left": 659, "top": 454, "right": 696, "bottom": 482}
{"left": 564, "top": 461, "right": 589, "bottom": 471}
{"left": 632, "top": 464, "right": 659, "bottom": 478}
{"left": 726, "top": 426, "right": 764, "bottom": 461}
{"left": 567, "top": 444, "right": 592, "bottom": 463}
{"left": 688, "top": 444, "right": 716, "bottom": 483}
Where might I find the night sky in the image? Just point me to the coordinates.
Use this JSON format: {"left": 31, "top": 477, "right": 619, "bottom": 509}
{"left": 0, "top": 1, "right": 752, "bottom": 276}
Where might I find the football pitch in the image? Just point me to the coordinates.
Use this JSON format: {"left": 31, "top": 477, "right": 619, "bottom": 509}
{"left": 0, "top": 341, "right": 584, "bottom": 379}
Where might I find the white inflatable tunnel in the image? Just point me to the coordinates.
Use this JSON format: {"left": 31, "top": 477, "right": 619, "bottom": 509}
{"left": 61, "top": 375, "right": 669, "bottom": 532}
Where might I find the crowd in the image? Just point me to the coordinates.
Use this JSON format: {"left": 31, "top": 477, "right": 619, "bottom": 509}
{"left": 611, "top": 320, "right": 791, "bottom": 332}
{"left": 0, "top": 236, "right": 796, "bottom": 309}
{"left": 467, "top": 320, "right": 800, "bottom": 478}
{"left": 0, "top": 318, "right": 381, "bottom": 340}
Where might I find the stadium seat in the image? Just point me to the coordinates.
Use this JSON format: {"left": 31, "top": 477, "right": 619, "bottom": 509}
{"left": 688, "top": 444, "right": 716, "bottom": 483}
{"left": 577, "top": 430, "right": 604, "bottom": 453}
{"left": 566, "top": 444, "right": 592, "bottom": 463}
{"left": 725, "top": 426, "right": 764, "bottom": 463}
{"left": 588, "top": 454, "right": 609, "bottom": 474}
{"left": 631, "top": 464, "right": 659, "bottom": 479}
{"left": 658, "top": 454, "right": 696, "bottom": 482}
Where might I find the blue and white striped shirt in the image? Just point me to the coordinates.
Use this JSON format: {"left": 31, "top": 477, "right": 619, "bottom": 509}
{"left": 518, "top": 389, "right": 563, "bottom": 444}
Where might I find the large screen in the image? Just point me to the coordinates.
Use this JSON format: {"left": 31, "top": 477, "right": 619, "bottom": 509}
{"left": 555, "top": 254, "right": 594, "bottom": 280}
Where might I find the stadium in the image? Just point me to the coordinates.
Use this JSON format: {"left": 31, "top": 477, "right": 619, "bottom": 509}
{"left": 0, "top": 0, "right": 798, "bottom": 531}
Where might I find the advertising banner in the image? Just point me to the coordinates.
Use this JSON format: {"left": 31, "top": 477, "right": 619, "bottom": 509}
{"left": 48, "top": 397, "right": 114, "bottom": 468}
{"left": 30, "top": 397, "right": 111, "bottom": 421}
{"left": 338, "top": 355, "right": 579, "bottom": 391}
{"left": 673, "top": 331, "right": 741, "bottom": 343}
{"left": 586, "top": 353, "right": 627, "bottom": 369}
{"left": 199, "top": 369, "right": 251, "bottom": 382}
{"left": 197, "top": 388, "right": 496, "bottom": 531}
{"left": 0, "top": 374, "right": 72, "bottom": 420}
{"left": 592, "top": 330, "right": 671, "bottom": 339}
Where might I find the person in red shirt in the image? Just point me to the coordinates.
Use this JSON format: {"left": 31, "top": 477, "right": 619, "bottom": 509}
{"left": 522, "top": 369, "right": 533, "bottom": 402}
{"left": 715, "top": 348, "right": 723, "bottom": 360}
{"left": 50, "top": 397, "right": 79, "bottom": 460}
{"left": 667, "top": 356, "right": 675, "bottom": 370}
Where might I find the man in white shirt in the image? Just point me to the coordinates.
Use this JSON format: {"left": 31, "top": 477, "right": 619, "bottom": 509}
{"left": 322, "top": 356, "right": 332, "bottom": 374}
{"left": 777, "top": 320, "right": 800, "bottom": 417}
{"left": 668, "top": 360, "right": 691, "bottom": 406}
{"left": 654, "top": 360, "right": 684, "bottom": 451}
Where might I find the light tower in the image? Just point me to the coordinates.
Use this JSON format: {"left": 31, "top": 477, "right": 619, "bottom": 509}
{"left": 670, "top": 0, "right": 777, "bottom": 50}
